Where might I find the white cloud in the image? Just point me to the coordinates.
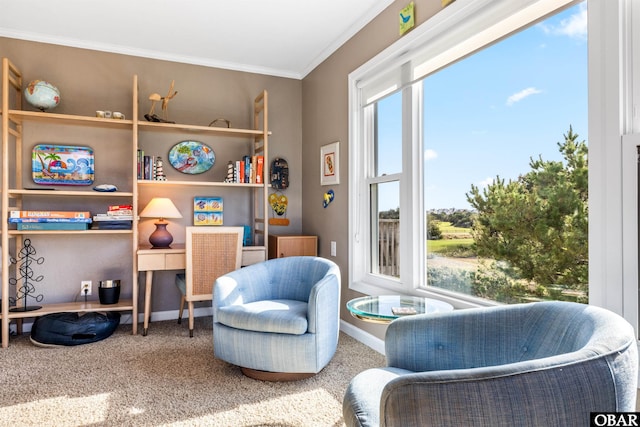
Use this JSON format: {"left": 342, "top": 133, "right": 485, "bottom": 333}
{"left": 476, "top": 177, "right": 494, "bottom": 189}
{"left": 506, "top": 87, "right": 542, "bottom": 106}
{"left": 539, "top": 4, "right": 587, "bottom": 40}
{"left": 424, "top": 149, "right": 438, "bottom": 161}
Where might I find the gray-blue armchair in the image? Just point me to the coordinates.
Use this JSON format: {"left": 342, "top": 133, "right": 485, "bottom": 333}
{"left": 212, "top": 256, "right": 341, "bottom": 381}
{"left": 343, "top": 301, "right": 638, "bottom": 427}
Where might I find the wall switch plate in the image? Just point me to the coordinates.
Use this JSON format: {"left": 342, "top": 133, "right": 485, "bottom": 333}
{"left": 330, "top": 241, "right": 337, "bottom": 257}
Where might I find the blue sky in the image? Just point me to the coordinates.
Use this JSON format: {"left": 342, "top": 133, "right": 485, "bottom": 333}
{"left": 377, "top": 3, "right": 587, "bottom": 211}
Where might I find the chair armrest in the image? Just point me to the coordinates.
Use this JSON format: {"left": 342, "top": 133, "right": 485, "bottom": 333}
{"left": 212, "top": 262, "right": 271, "bottom": 317}
{"left": 307, "top": 272, "right": 340, "bottom": 333}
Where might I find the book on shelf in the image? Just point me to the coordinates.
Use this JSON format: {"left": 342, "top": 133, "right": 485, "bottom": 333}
{"left": 256, "top": 155, "right": 264, "bottom": 183}
{"left": 92, "top": 221, "right": 133, "bottom": 230}
{"left": 137, "top": 149, "right": 144, "bottom": 179}
{"left": 16, "top": 222, "right": 89, "bottom": 231}
{"left": 227, "top": 155, "right": 264, "bottom": 184}
{"left": 102, "top": 210, "right": 133, "bottom": 216}
{"left": 10, "top": 210, "right": 91, "bottom": 219}
{"left": 92, "top": 204, "right": 134, "bottom": 223}
{"left": 108, "top": 204, "right": 133, "bottom": 212}
{"left": 143, "top": 155, "right": 155, "bottom": 180}
{"left": 243, "top": 155, "right": 251, "bottom": 183}
{"left": 236, "top": 160, "right": 243, "bottom": 183}
{"left": 93, "top": 215, "right": 134, "bottom": 221}
{"left": 9, "top": 217, "right": 92, "bottom": 223}
{"left": 137, "top": 154, "right": 162, "bottom": 180}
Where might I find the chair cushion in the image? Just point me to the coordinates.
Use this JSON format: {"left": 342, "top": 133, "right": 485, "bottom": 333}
{"left": 217, "top": 299, "right": 308, "bottom": 335}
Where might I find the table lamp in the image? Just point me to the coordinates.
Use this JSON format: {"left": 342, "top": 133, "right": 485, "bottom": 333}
{"left": 139, "top": 197, "right": 183, "bottom": 248}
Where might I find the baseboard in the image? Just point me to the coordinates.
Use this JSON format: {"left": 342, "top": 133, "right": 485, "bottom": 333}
{"left": 136, "top": 306, "right": 213, "bottom": 324}
{"left": 339, "top": 319, "right": 385, "bottom": 355}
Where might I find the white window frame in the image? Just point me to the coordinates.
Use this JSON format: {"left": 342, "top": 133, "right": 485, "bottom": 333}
{"left": 349, "top": 0, "right": 640, "bottom": 325}
{"left": 590, "top": 0, "right": 639, "bottom": 336}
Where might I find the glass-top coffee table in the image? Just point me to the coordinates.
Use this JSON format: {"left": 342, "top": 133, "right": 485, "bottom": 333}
{"left": 347, "top": 295, "right": 454, "bottom": 324}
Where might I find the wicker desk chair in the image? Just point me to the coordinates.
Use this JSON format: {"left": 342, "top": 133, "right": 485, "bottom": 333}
{"left": 176, "top": 226, "right": 243, "bottom": 337}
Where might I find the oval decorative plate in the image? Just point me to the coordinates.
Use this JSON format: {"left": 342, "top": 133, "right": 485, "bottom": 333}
{"left": 168, "top": 140, "right": 215, "bottom": 174}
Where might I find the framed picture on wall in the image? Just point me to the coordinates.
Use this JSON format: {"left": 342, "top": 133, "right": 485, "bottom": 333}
{"left": 193, "top": 196, "right": 223, "bottom": 225}
{"left": 320, "top": 141, "right": 340, "bottom": 186}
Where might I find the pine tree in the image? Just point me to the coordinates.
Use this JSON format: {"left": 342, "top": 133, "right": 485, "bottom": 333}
{"left": 466, "top": 127, "right": 588, "bottom": 291}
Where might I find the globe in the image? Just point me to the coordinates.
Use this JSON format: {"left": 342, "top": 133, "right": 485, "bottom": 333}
{"left": 24, "top": 80, "right": 60, "bottom": 111}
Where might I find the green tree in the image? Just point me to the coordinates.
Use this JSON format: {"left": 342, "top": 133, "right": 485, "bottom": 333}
{"left": 466, "top": 127, "right": 588, "bottom": 292}
{"left": 427, "top": 220, "right": 442, "bottom": 240}
{"left": 379, "top": 208, "right": 399, "bottom": 219}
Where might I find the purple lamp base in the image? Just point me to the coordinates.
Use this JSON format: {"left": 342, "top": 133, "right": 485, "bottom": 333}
{"left": 149, "top": 221, "right": 173, "bottom": 249}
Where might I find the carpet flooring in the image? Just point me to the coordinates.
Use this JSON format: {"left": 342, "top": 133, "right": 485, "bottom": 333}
{"left": 0, "top": 317, "right": 385, "bottom": 427}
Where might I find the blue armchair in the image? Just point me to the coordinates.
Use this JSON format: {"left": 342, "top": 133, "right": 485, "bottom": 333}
{"left": 212, "top": 256, "right": 341, "bottom": 381}
{"left": 343, "top": 301, "right": 638, "bottom": 427}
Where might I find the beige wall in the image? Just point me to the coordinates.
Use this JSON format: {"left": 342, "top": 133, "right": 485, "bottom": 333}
{"left": 1, "top": 38, "right": 302, "bottom": 314}
{"left": 301, "top": 0, "right": 444, "bottom": 338}
{"left": 2, "top": 0, "right": 448, "bottom": 331}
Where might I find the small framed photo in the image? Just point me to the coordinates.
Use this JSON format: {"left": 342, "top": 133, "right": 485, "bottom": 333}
{"left": 193, "top": 196, "right": 223, "bottom": 225}
{"left": 320, "top": 141, "right": 340, "bottom": 186}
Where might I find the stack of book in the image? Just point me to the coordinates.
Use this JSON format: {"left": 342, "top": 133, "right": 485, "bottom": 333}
{"left": 9, "top": 210, "right": 92, "bottom": 230}
{"left": 137, "top": 149, "right": 155, "bottom": 180}
{"left": 92, "top": 205, "right": 133, "bottom": 230}
{"left": 227, "top": 155, "right": 264, "bottom": 184}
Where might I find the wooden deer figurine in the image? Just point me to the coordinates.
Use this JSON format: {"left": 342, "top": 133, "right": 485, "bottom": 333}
{"left": 145, "top": 80, "right": 178, "bottom": 123}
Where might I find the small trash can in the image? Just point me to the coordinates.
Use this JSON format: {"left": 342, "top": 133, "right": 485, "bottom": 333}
{"left": 99, "top": 280, "right": 120, "bottom": 305}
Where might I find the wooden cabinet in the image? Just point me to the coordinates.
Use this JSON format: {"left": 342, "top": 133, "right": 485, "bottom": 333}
{"left": 0, "top": 56, "right": 270, "bottom": 347}
{"left": 268, "top": 235, "right": 318, "bottom": 259}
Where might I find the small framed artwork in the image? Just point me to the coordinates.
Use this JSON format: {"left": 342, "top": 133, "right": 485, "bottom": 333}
{"left": 32, "top": 144, "right": 95, "bottom": 185}
{"left": 193, "top": 196, "right": 223, "bottom": 225}
{"left": 320, "top": 141, "right": 340, "bottom": 186}
{"left": 399, "top": 2, "right": 415, "bottom": 36}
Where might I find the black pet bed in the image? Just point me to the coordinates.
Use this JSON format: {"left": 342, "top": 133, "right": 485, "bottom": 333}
{"left": 30, "top": 311, "right": 120, "bottom": 347}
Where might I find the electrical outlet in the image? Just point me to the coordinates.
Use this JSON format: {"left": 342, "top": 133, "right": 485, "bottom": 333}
{"left": 81, "top": 280, "right": 92, "bottom": 296}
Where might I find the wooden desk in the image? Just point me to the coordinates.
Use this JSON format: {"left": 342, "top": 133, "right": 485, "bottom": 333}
{"left": 137, "top": 244, "right": 266, "bottom": 335}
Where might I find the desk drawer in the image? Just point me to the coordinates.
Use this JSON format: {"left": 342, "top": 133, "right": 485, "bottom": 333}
{"left": 166, "top": 254, "right": 186, "bottom": 270}
{"left": 138, "top": 254, "right": 166, "bottom": 271}
{"left": 242, "top": 247, "right": 266, "bottom": 266}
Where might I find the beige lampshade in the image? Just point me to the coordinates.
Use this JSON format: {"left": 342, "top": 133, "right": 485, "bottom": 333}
{"left": 139, "top": 197, "right": 183, "bottom": 220}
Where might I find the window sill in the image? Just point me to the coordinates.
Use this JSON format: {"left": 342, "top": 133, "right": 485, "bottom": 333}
{"left": 349, "top": 279, "right": 499, "bottom": 310}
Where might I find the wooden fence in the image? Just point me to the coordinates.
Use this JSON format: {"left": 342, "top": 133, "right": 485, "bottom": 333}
{"left": 378, "top": 219, "right": 400, "bottom": 277}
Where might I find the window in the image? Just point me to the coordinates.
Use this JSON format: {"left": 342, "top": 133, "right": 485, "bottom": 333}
{"left": 349, "top": 0, "right": 590, "bottom": 307}
{"left": 370, "top": 92, "right": 402, "bottom": 278}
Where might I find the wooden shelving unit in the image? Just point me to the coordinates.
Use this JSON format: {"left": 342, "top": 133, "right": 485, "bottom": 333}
{"left": 0, "top": 56, "right": 270, "bottom": 347}
{"left": 0, "top": 58, "right": 139, "bottom": 347}
{"left": 136, "top": 88, "right": 270, "bottom": 250}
